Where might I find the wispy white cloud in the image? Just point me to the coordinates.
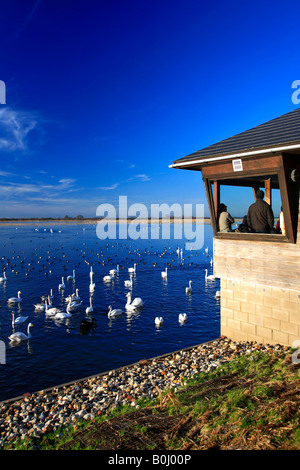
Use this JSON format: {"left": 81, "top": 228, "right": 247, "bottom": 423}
{"left": 0, "top": 107, "right": 40, "bottom": 152}
{"left": 0, "top": 170, "right": 15, "bottom": 177}
{"left": 127, "top": 174, "right": 151, "bottom": 182}
{"left": 0, "top": 177, "right": 78, "bottom": 199}
{"left": 98, "top": 183, "right": 119, "bottom": 190}
{"left": 58, "top": 178, "right": 76, "bottom": 187}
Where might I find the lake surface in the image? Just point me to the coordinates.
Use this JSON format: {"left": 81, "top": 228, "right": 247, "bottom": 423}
{"left": 0, "top": 222, "right": 220, "bottom": 402}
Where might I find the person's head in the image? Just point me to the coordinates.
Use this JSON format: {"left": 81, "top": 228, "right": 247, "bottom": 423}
{"left": 219, "top": 203, "right": 227, "bottom": 213}
{"left": 255, "top": 189, "right": 264, "bottom": 200}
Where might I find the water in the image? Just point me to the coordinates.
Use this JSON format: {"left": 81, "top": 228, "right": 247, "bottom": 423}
{"left": 0, "top": 222, "right": 220, "bottom": 402}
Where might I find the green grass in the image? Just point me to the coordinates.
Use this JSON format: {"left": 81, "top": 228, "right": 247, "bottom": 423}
{"left": 4, "top": 349, "right": 300, "bottom": 450}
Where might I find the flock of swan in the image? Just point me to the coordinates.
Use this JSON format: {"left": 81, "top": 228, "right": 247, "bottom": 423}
{"left": 1, "top": 231, "right": 219, "bottom": 345}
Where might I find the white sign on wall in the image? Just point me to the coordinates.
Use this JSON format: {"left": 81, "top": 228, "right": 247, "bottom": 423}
{"left": 232, "top": 159, "right": 243, "bottom": 171}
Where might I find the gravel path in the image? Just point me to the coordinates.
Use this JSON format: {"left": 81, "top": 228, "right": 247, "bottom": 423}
{"left": 0, "top": 336, "right": 287, "bottom": 448}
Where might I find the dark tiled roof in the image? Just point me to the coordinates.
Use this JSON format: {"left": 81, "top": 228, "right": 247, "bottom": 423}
{"left": 172, "top": 108, "right": 300, "bottom": 165}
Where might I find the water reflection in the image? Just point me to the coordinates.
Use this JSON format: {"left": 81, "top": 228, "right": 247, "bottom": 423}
{"left": 0, "top": 223, "right": 219, "bottom": 401}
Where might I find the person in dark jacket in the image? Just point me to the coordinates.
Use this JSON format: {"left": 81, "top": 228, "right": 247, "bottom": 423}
{"left": 247, "top": 189, "right": 274, "bottom": 233}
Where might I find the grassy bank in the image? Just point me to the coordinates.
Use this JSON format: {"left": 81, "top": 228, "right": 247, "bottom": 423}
{"left": 6, "top": 348, "right": 300, "bottom": 450}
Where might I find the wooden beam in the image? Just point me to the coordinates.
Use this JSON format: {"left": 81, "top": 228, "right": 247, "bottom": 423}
{"left": 203, "top": 178, "right": 218, "bottom": 234}
{"left": 264, "top": 179, "right": 272, "bottom": 206}
{"left": 213, "top": 181, "right": 220, "bottom": 217}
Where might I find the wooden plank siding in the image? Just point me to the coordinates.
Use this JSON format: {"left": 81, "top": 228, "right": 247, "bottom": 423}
{"left": 214, "top": 239, "right": 300, "bottom": 291}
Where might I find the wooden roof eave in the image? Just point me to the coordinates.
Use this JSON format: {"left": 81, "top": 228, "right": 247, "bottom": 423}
{"left": 169, "top": 142, "right": 300, "bottom": 171}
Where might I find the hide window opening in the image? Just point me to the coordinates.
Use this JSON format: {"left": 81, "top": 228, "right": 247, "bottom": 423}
{"left": 203, "top": 154, "right": 299, "bottom": 244}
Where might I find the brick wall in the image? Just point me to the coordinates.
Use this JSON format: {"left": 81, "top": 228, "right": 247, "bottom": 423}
{"left": 220, "top": 279, "right": 300, "bottom": 346}
{"left": 219, "top": 192, "right": 300, "bottom": 346}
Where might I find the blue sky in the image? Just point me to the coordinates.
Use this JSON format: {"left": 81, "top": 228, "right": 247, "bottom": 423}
{"left": 0, "top": 0, "right": 299, "bottom": 218}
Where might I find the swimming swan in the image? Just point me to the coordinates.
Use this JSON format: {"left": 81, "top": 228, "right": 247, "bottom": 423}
{"left": 41, "top": 289, "right": 53, "bottom": 302}
{"left": 185, "top": 280, "right": 192, "bottom": 294}
{"left": 124, "top": 275, "right": 133, "bottom": 287}
{"left": 34, "top": 301, "right": 46, "bottom": 311}
{"left": 205, "top": 269, "right": 216, "bottom": 281}
{"left": 55, "top": 306, "right": 72, "bottom": 319}
{"left": 125, "top": 292, "right": 144, "bottom": 311}
{"left": 68, "top": 299, "right": 82, "bottom": 311}
{"left": 128, "top": 263, "right": 137, "bottom": 273}
{"left": 178, "top": 313, "right": 188, "bottom": 323}
{"left": 45, "top": 300, "right": 62, "bottom": 316}
{"left": 109, "top": 265, "right": 119, "bottom": 276}
{"left": 89, "top": 268, "right": 96, "bottom": 292}
{"left": 11, "top": 312, "right": 28, "bottom": 326}
{"left": 161, "top": 267, "right": 168, "bottom": 278}
{"left": 0, "top": 271, "right": 7, "bottom": 282}
{"left": 65, "top": 289, "right": 80, "bottom": 302}
{"left": 58, "top": 277, "right": 65, "bottom": 290}
{"left": 67, "top": 269, "right": 75, "bottom": 280}
{"left": 8, "top": 291, "right": 22, "bottom": 304}
{"left": 9, "top": 323, "right": 33, "bottom": 342}
{"left": 155, "top": 316, "right": 163, "bottom": 327}
{"left": 86, "top": 297, "right": 93, "bottom": 314}
{"left": 108, "top": 305, "right": 123, "bottom": 318}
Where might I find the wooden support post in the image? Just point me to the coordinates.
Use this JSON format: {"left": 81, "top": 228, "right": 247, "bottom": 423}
{"left": 264, "top": 179, "right": 272, "bottom": 206}
{"left": 213, "top": 181, "right": 220, "bottom": 217}
{"left": 213, "top": 181, "right": 220, "bottom": 231}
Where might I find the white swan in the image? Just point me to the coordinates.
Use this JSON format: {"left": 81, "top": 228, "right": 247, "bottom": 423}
{"left": 0, "top": 271, "right": 7, "bottom": 282}
{"left": 125, "top": 292, "right": 144, "bottom": 311}
{"left": 68, "top": 299, "right": 82, "bottom": 311}
{"left": 124, "top": 275, "right": 133, "bottom": 287}
{"left": 89, "top": 281, "right": 96, "bottom": 293}
{"left": 89, "top": 268, "right": 96, "bottom": 292}
{"left": 55, "top": 306, "right": 72, "bottom": 319}
{"left": 34, "top": 301, "right": 46, "bottom": 311}
{"left": 103, "top": 274, "right": 112, "bottom": 281}
{"left": 109, "top": 265, "right": 119, "bottom": 276}
{"left": 45, "top": 300, "right": 62, "bottom": 316}
{"left": 8, "top": 291, "right": 22, "bottom": 304}
{"left": 65, "top": 289, "right": 80, "bottom": 302}
{"left": 155, "top": 316, "right": 163, "bottom": 327}
{"left": 86, "top": 297, "right": 93, "bottom": 314}
{"left": 205, "top": 269, "right": 216, "bottom": 281}
{"left": 128, "top": 263, "right": 137, "bottom": 273}
{"left": 67, "top": 269, "right": 75, "bottom": 280}
{"left": 161, "top": 267, "right": 168, "bottom": 278}
{"left": 178, "top": 313, "right": 188, "bottom": 323}
{"left": 11, "top": 312, "right": 28, "bottom": 326}
{"left": 58, "top": 277, "right": 65, "bottom": 290}
{"left": 215, "top": 290, "right": 221, "bottom": 298}
{"left": 41, "top": 289, "right": 53, "bottom": 302}
{"left": 185, "top": 280, "right": 192, "bottom": 294}
{"left": 9, "top": 323, "right": 33, "bottom": 342}
{"left": 108, "top": 305, "right": 123, "bottom": 318}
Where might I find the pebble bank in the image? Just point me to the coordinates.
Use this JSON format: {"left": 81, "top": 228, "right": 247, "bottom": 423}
{"left": 0, "top": 336, "right": 287, "bottom": 448}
